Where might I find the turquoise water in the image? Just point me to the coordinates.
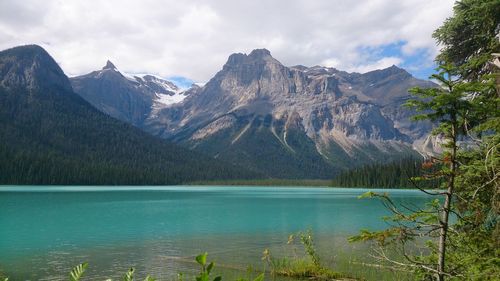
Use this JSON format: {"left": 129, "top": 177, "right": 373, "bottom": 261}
{"left": 0, "top": 186, "right": 431, "bottom": 280}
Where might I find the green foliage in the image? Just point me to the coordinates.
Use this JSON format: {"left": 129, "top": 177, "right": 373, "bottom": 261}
{"left": 194, "top": 253, "right": 221, "bottom": 281}
{"left": 349, "top": 192, "right": 441, "bottom": 245}
{"left": 349, "top": 61, "right": 498, "bottom": 280}
{"left": 69, "top": 263, "right": 88, "bottom": 281}
{"left": 196, "top": 253, "right": 208, "bottom": 267}
{"left": 0, "top": 271, "right": 7, "bottom": 281}
{"left": 406, "top": 60, "right": 499, "bottom": 278}
{"left": 262, "top": 232, "right": 347, "bottom": 280}
{"left": 267, "top": 260, "right": 341, "bottom": 280}
{"left": 123, "top": 268, "right": 134, "bottom": 281}
{"left": 331, "top": 157, "right": 441, "bottom": 189}
{"left": 54, "top": 254, "right": 229, "bottom": 281}
{"left": 294, "top": 230, "right": 321, "bottom": 267}
{"left": 447, "top": 132, "right": 500, "bottom": 280}
{"left": 349, "top": 1, "right": 500, "bottom": 276}
{"left": 186, "top": 115, "right": 337, "bottom": 179}
{"left": 0, "top": 84, "right": 262, "bottom": 185}
{"left": 234, "top": 265, "right": 264, "bottom": 281}
{"left": 407, "top": 65, "right": 476, "bottom": 138}
{"left": 433, "top": 0, "right": 500, "bottom": 79}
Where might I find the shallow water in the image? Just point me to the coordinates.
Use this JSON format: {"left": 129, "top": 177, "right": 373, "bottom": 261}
{"left": 0, "top": 186, "right": 431, "bottom": 280}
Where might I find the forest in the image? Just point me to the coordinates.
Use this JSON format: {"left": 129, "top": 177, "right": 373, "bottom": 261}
{"left": 0, "top": 84, "right": 261, "bottom": 185}
{"left": 331, "top": 157, "right": 442, "bottom": 189}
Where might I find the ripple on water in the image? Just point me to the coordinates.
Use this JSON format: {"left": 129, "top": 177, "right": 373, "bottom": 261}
{"left": 0, "top": 186, "right": 431, "bottom": 280}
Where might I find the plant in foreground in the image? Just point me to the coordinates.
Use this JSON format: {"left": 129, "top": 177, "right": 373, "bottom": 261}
{"left": 69, "top": 262, "right": 88, "bottom": 281}
{"left": 61, "top": 252, "right": 261, "bottom": 281}
{"left": 194, "top": 252, "right": 221, "bottom": 281}
{"left": 262, "top": 231, "right": 346, "bottom": 280}
{"left": 68, "top": 262, "right": 155, "bottom": 281}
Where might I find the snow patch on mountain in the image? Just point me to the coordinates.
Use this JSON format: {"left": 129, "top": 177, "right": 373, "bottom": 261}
{"left": 155, "top": 92, "right": 187, "bottom": 106}
{"left": 115, "top": 68, "right": 189, "bottom": 109}
{"left": 121, "top": 72, "right": 139, "bottom": 83}
{"left": 71, "top": 60, "right": 192, "bottom": 122}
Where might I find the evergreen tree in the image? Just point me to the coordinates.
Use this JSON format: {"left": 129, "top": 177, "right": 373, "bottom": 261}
{"left": 350, "top": 0, "right": 499, "bottom": 279}
{"left": 331, "top": 157, "right": 441, "bottom": 189}
{"left": 433, "top": 0, "right": 500, "bottom": 80}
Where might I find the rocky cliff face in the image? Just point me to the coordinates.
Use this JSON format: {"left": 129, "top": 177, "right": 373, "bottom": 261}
{"left": 140, "top": 49, "right": 435, "bottom": 177}
{"left": 70, "top": 62, "right": 188, "bottom": 127}
{"left": 70, "top": 48, "right": 436, "bottom": 178}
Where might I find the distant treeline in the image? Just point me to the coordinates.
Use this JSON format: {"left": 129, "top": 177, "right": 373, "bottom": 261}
{"left": 0, "top": 86, "right": 261, "bottom": 185}
{"left": 331, "top": 157, "right": 442, "bottom": 189}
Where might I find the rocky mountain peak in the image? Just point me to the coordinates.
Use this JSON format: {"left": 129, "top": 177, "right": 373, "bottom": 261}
{"left": 249, "top": 48, "right": 272, "bottom": 58}
{"left": 363, "top": 64, "right": 411, "bottom": 80}
{"left": 386, "top": 64, "right": 410, "bottom": 75}
{"left": 0, "top": 44, "right": 72, "bottom": 92}
{"left": 64, "top": 46, "right": 437, "bottom": 178}
{"left": 102, "top": 60, "right": 117, "bottom": 70}
{"left": 225, "top": 48, "right": 275, "bottom": 67}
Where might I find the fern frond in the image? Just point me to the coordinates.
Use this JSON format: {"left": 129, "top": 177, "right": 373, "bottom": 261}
{"left": 123, "top": 268, "right": 135, "bottom": 281}
{"left": 69, "top": 262, "right": 88, "bottom": 281}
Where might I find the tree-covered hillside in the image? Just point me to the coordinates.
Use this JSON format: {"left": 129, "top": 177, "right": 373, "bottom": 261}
{"left": 0, "top": 45, "right": 262, "bottom": 185}
{"left": 331, "top": 157, "right": 441, "bottom": 188}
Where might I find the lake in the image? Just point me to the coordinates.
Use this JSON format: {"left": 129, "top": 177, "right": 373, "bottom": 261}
{"left": 0, "top": 186, "right": 431, "bottom": 280}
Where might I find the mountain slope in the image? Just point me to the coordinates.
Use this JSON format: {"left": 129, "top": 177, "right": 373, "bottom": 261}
{"left": 142, "top": 49, "right": 432, "bottom": 178}
{"left": 68, "top": 48, "right": 436, "bottom": 179}
{"left": 0, "top": 45, "right": 260, "bottom": 184}
{"left": 70, "top": 61, "right": 188, "bottom": 127}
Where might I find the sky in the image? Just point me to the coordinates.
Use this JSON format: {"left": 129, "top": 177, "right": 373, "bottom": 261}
{"left": 0, "top": 0, "right": 456, "bottom": 84}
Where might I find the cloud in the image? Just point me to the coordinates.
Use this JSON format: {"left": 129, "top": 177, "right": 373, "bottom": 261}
{"left": 0, "top": 0, "right": 455, "bottom": 82}
{"left": 350, "top": 57, "right": 404, "bottom": 74}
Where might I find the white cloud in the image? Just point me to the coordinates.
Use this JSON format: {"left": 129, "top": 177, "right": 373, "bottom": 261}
{"left": 349, "top": 57, "right": 403, "bottom": 73}
{"left": 0, "top": 0, "right": 455, "bottom": 82}
{"left": 322, "top": 58, "right": 341, "bottom": 68}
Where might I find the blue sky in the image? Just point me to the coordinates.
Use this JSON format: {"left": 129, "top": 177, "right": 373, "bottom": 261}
{"left": 358, "top": 41, "right": 437, "bottom": 79}
{"left": 0, "top": 0, "right": 454, "bottom": 82}
{"left": 169, "top": 41, "right": 439, "bottom": 85}
{"left": 168, "top": 76, "right": 195, "bottom": 89}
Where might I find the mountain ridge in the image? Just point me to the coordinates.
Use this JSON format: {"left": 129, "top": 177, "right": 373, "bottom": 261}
{"left": 9, "top": 45, "right": 436, "bottom": 179}
{"left": 70, "top": 60, "right": 188, "bottom": 127}
{"left": 0, "top": 45, "right": 261, "bottom": 184}
{"left": 138, "top": 49, "right": 433, "bottom": 178}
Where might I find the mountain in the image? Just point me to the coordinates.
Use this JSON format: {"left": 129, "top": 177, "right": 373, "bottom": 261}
{"left": 70, "top": 48, "right": 436, "bottom": 179}
{"left": 140, "top": 49, "right": 436, "bottom": 178}
{"left": 0, "top": 45, "right": 260, "bottom": 184}
{"left": 70, "top": 61, "right": 188, "bottom": 127}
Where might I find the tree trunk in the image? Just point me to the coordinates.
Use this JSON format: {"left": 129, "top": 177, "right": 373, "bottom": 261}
{"left": 437, "top": 184, "right": 452, "bottom": 280}
{"left": 437, "top": 122, "right": 457, "bottom": 281}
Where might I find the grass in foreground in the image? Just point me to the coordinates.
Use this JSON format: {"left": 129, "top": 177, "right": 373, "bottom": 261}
{"left": 2, "top": 234, "right": 360, "bottom": 281}
{"left": 262, "top": 231, "right": 356, "bottom": 281}
{"left": 265, "top": 257, "right": 351, "bottom": 280}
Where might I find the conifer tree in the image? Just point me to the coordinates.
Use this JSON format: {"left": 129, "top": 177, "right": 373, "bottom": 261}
{"left": 350, "top": 0, "right": 499, "bottom": 279}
